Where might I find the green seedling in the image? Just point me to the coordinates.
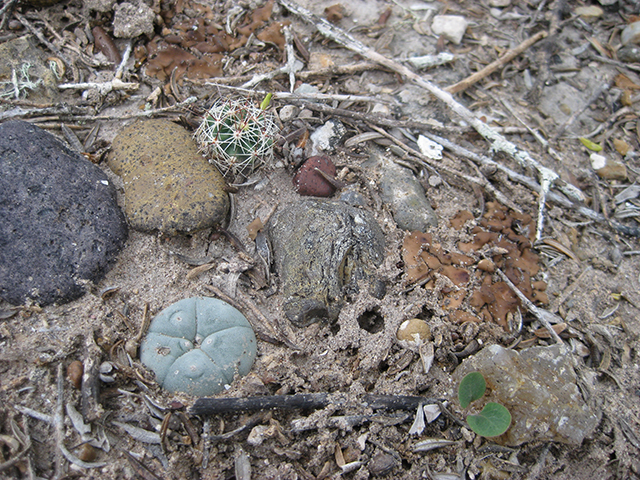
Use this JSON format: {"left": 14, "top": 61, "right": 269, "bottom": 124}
{"left": 458, "top": 371, "right": 511, "bottom": 438}
{"left": 140, "top": 297, "right": 257, "bottom": 397}
{"left": 194, "top": 95, "right": 278, "bottom": 178}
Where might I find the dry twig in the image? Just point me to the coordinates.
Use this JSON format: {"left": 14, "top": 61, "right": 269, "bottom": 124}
{"left": 495, "top": 269, "right": 564, "bottom": 345}
{"left": 15, "top": 364, "right": 107, "bottom": 476}
{"left": 445, "top": 31, "right": 548, "bottom": 94}
{"left": 190, "top": 393, "right": 442, "bottom": 416}
{"left": 205, "top": 82, "right": 388, "bottom": 105}
{"left": 13, "top": 12, "right": 71, "bottom": 67}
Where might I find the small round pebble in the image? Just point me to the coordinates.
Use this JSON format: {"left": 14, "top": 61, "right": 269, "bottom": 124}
{"left": 0, "top": 120, "right": 128, "bottom": 306}
{"left": 293, "top": 156, "right": 337, "bottom": 197}
{"left": 397, "top": 318, "right": 431, "bottom": 342}
{"left": 279, "top": 105, "right": 299, "bottom": 122}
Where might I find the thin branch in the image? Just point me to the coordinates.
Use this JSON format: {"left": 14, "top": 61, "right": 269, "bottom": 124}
{"left": 283, "top": 25, "right": 297, "bottom": 92}
{"left": 15, "top": 365, "right": 107, "bottom": 474}
{"left": 190, "top": 393, "right": 442, "bottom": 415}
{"left": 366, "top": 122, "right": 522, "bottom": 212}
{"left": 58, "top": 77, "right": 139, "bottom": 95}
{"left": 13, "top": 12, "right": 71, "bottom": 68}
{"left": 204, "top": 82, "right": 390, "bottom": 104}
{"left": 495, "top": 269, "right": 564, "bottom": 345}
{"left": 446, "top": 31, "right": 548, "bottom": 94}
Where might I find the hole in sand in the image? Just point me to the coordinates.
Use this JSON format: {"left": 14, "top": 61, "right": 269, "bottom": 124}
{"left": 357, "top": 308, "right": 384, "bottom": 334}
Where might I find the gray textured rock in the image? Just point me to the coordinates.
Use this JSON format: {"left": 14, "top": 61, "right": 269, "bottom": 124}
{"left": 113, "top": 1, "right": 155, "bottom": 38}
{"left": 267, "top": 200, "right": 385, "bottom": 327}
{"left": 618, "top": 45, "right": 640, "bottom": 63}
{"left": 380, "top": 161, "right": 438, "bottom": 232}
{"left": 0, "top": 121, "right": 128, "bottom": 306}
{"left": 453, "top": 344, "right": 601, "bottom": 446}
{"left": 310, "top": 119, "right": 347, "bottom": 156}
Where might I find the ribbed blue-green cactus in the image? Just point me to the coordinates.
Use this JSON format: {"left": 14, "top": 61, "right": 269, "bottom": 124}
{"left": 194, "top": 96, "right": 278, "bottom": 178}
{"left": 140, "top": 297, "right": 257, "bottom": 396}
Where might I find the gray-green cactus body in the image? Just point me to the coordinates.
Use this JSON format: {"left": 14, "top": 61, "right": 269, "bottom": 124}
{"left": 140, "top": 297, "right": 257, "bottom": 396}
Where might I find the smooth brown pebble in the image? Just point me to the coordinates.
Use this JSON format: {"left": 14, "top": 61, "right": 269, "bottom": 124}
{"left": 397, "top": 318, "right": 431, "bottom": 342}
{"left": 67, "top": 360, "right": 83, "bottom": 389}
{"left": 77, "top": 443, "right": 98, "bottom": 462}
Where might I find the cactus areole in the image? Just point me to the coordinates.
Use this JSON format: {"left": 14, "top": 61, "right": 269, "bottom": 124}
{"left": 140, "top": 297, "right": 257, "bottom": 396}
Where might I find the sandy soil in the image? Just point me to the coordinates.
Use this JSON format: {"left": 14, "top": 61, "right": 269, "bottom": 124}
{"left": 1, "top": 0, "right": 640, "bottom": 479}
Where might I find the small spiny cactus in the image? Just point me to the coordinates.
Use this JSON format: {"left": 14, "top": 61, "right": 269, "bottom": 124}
{"left": 194, "top": 96, "right": 278, "bottom": 178}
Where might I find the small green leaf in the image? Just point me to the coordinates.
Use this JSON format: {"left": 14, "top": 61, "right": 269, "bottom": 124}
{"left": 458, "top": 372, "right": 486, "bottom": 409}
{"left": 466, "top": 402, "right": 512, "bottom": 437}
{"left": 260, "top": 93, "right": 273, "bottom": 110}
{"left": 579, "top": 137, "right": 602, "bottom": 152}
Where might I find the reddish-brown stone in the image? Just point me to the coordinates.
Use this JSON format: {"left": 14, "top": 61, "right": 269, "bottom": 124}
{"left": 293, "top": 155, "right": 337, "bottom": 197}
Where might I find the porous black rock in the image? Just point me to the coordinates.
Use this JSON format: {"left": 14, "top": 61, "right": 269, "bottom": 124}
{"left": 0, "top": 121, "right": 128, "bottom": 306}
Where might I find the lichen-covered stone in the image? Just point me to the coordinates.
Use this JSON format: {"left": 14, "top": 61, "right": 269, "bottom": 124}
{"left": 140, "top": 297, "right": 257, "bottom": 396}
{"left": 108, "top": 119, "right": 229, "bottom": 234}
{"left": 0, "top": 121, "right": 127, "bottom": 306}
{"left": 267, "top": 199, "right": 385, "bottom": 327}
{"left": 453, "top": 344, "right": 601, "bottom": 446}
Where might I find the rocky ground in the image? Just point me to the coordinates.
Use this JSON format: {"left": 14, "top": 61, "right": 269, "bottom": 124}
{"left": 1, "top": 0, "right": 640, "bottom": 479}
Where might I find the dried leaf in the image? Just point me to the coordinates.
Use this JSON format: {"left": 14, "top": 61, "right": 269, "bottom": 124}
{"left": 334, "top": 443, "right": 345, "bottom": 467}
{"left": 408, "top": 403, "right": 426, "bottom": 435}
{"left": 66, "top": 404, "right": 91, "bottom": 436}
{"left": 113, "top": 421, "right": 161, "bottom": 444}
{"left": 615, "top": 73, "right": 640, "bottom": 90}
{"left": 344, "top": 131, "right": 384, "bottom": 148}
{"left": 541, "top": 238, "right": 580, "bottom": 262}
{"left": 185, "top": 262, "right": 215, "bottom": 280}
{"left": 614, "top": 185, "right": 640, "bottom": 204}
{"left": 598, "top": 304, "right": 619, "bottom": 319}
{"left": 598, "top": 348, "right": 611, "bottom": 370}
{"left": 533, "top": 322, "right": 567, "bottom": 338}
{"left": 412, "top": 438, "right": 457, "bottom": 452}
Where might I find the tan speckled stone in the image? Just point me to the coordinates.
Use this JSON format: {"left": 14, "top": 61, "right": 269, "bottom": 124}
{"left": 108, "top": 119, "right": 229, "bottom": 234}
